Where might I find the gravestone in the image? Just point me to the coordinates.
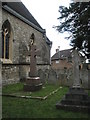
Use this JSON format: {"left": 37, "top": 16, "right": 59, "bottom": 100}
{"left": 48, "top": 69, "right": 57, "bottom": 84}
{"left": 24, "top": 33, "right": 42, "bottom": 91}
{"left": 56, "top": 49, "right": 90, "bottom": 112}
{"left": 38, "top": 69, "right": 46, "bottom": 84}
{"left": 44, "top": 69, "right": 49, "bottom": 81}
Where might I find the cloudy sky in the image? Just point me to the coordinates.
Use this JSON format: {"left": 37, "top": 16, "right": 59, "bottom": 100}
{"left": 21, "top": 0, "right": 72, "bottom": 56}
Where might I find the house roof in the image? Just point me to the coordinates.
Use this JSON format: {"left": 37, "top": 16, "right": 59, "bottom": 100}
{"left": 51, "top": 49, "right": 73, "bottom": 60}
{"left": 2, "top": 1, "right": 52, "bottom": 46}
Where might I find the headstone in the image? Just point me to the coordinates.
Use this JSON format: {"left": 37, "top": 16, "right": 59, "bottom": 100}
{"left": 24, "top": 33, "right": 42, "bottom": 91}
{"left": 44, "top": 69, "right": 49, "bottom": 81}
{"left": 48, "top": 69, "right": 57, "bottom": 84}
{"left": 38, "top": 69, "right": 46, "bottom": 84}
{"left": 56, "top": 49, "right": 90, "bottom": 112}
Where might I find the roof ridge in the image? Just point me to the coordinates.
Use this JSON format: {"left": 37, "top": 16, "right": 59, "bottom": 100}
{"left": 2, "top": 2, "right": 44, "bottom": 32}
{"left": 51, "top": 48, "right": 73, "bottom": 60}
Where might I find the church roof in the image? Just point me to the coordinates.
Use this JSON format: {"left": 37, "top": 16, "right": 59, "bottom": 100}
{"left": 51, "top": 49, "right": 73, "bottom": 60}
{"left": 2, "top": 2, "right": 44, "bottom": 32}
{"left": 2, "top": 1, "right": 52, "bottom": 45}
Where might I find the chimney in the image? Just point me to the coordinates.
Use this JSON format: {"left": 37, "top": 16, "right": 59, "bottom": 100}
{"left": 56, "top": 46, "right": 60, "bottom": 53}
{"left": 56, "top": 46, "right": 60, "bottom": 59}
{"left": 56, "top": 49, "right": 59, "bottom": 53}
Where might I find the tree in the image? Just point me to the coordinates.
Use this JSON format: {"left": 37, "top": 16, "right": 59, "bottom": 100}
{"left": 55, "top": 2, "right": 90, "bottom": 59}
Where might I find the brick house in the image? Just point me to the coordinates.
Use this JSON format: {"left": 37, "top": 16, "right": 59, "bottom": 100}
{"left": 0, "top": 1, "right": 52, "bottom": 85}
{"left": 51, "top": 48, "right": 90, "bottom": 89}
{"left": 51, "top": 49, "right": 73, "bottom": 70}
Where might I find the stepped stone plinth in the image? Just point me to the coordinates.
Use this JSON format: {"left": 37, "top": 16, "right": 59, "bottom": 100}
{"left": 56, "top": 49, "right": 90, "bottom": 112}
{"left": 24, "top": 77, "right": 42, "bottom": 91}
{"left": 56, "top": 87, "right": 90, "bottom": 112}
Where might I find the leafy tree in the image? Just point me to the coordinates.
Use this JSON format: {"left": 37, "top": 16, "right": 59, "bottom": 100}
{"left": 55, "top": 2, "right": 90, "bottom": 58}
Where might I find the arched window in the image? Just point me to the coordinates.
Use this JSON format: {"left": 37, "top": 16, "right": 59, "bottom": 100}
{"left": 2, "top": 20, "right": 13, "bottom": 63}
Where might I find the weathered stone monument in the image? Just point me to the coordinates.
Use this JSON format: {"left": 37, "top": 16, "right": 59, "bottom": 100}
{"left": 48, "top": 69, "right": 57, "bottom": 84}
{"left": 24, "top": 33, "right": 42, "bottom": 91}
{"left": 56, "top": 49, "right": 90, "bottom": 112}
{"left": 38, "top": 69, "right": 46, "bottom": 85}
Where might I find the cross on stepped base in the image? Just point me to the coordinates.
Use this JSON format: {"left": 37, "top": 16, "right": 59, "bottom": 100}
{"left": 23, "top": 34, "right": 42, "bottom": 92}
{"left": 56, "top": 49, "right": 90, "bottom": 112}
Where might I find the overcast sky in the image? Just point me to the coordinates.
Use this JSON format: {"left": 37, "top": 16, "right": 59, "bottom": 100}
{"left": 21, "top": 0, "right": 72, "bottom": 56}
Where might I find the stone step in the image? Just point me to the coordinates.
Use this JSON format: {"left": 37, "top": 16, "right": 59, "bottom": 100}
{"left": 69, "top": 88, "right": 88, "bottom": 95}
{"left": 69, "top": 87, "right": 85, "bottom": 92}
{"left": 56, "top": 102, "right": 90, "bottom": 112}
{"left": 65, "top": 93, "right": 88, "bottom": 100}
{"left": 23, "top": 83, "right": 42, "bottom": 92}
{"left": 61, "top": 99, "right": 90, "bottom": 106}
{"left": 56, "top": 87, "right": 90, "bottom": 113}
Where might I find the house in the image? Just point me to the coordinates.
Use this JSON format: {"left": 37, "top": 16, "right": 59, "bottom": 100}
{"left": 0, "top": 1, "right": 52, "bottom": 85}
{"left": 51, "top": 49, "right": 73, "bottom": 70}
{"left": 51, "top": 48, "right": 86, "bottom": 70}
{"left": 51, "top": 48, "right": 90, "bottom": 89}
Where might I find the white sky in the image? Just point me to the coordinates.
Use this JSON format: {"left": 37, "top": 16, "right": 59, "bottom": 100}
{"left": 21, "top": 0, "right": 72, "bottom": 56}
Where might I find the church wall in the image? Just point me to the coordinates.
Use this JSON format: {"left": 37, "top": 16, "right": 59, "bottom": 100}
{"left": 2, "top": 9, "right": 51, "bottom": 85}
{"left": 2, "top": 65, "right": 19, "bottom": 85}
{"left": 2, "top": 10, "right": 50, "bottom": 64}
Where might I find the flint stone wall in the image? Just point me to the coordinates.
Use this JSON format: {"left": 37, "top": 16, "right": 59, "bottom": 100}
{"left": 2, "top": 65, "right": 19, "bottom": 85}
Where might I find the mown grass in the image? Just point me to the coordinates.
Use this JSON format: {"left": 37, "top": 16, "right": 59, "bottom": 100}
{"left": 2, "top": 83, "right": 90, "bottom": 118}
{"left": 2, "top": 83, "right": 62, "bottom": 97}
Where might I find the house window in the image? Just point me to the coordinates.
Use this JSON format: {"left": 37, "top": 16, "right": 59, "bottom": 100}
{"left": 1, "top": 20, "right": 13, "bottom": 63}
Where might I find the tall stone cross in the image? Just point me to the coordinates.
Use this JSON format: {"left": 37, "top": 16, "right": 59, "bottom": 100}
{"left": 24, "top": 35, "right": 42, "bottom": 92}
{"left": 29, "top": 39, "right": 40, "bottom": 77}
{"left": 72, "top": 49, "right": 81, "bottom": 87}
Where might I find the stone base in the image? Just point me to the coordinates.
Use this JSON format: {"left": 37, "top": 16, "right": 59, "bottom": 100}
{"left": 24, "top": 83, "right": 42, "bottom": 92}
{"left": 23, "top": 77, "right": 42, "bottom": 92}
{"left": 56, "top": 87, "right": 90, "bottom": 112}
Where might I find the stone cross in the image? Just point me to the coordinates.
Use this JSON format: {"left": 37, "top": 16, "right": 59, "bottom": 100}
{"left": 28, "top": 34, "right": 40, "bottom": 77}
{"left": 24, "top": 34, "right": 42, "bottom": 92}
{"left": 29, "top": 43, "right": 40, "bottom": 77}
{"left": 72, "top": 49, "right": 81, "bottom": 87}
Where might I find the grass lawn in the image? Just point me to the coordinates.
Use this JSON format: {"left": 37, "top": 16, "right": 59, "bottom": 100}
{"left": 2, "top": 83, "right": 90, "bottom": 118}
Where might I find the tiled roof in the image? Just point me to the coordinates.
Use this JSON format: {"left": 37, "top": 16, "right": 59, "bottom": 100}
{"left": 51, "top": 49, "right": 73, "bottom": 60}
{"left": 2, "top": 2, "right": 43, "bottom": 31}
{"left": 2, "top": 2, "right": 52, "bottom": 45}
